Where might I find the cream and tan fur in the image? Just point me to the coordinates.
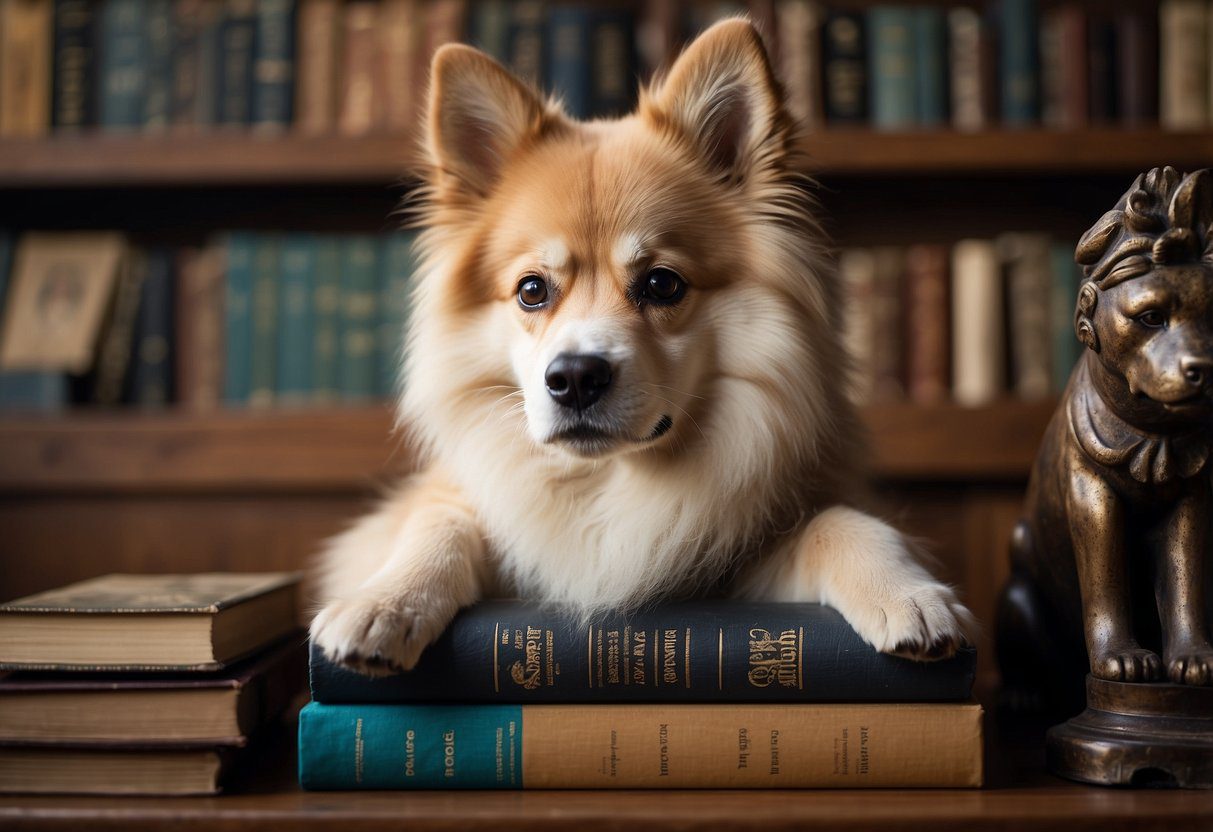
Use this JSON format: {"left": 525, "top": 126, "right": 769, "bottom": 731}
{"left": 311, "top": 19, "right": 973, "bottom": 676}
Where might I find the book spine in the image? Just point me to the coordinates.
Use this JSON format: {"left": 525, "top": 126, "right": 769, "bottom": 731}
{"left": 175, "top": 245, "right": 225, "bottom": 408}
{"left": 339, "top": 235, "right": 379, "bottom": 401}
{"left": 839, "top": 248, "right": 877, "bottom": 406}
{"left": 912, "top": 7, "right": 945, "bottom": 127}
{"left": 507, "top": 0, "right": 544, "bottom": 89}
{"left": 99, "top": 0, "right": 148, "bottom": 130}
{"left": 468, "top": 0, "right": 508, "bottom": 63}
{"left": 216, "top": 0, "right": 256, "bottom": 126}
{"left": 867, "top": 8, "right": 916, "bottom": 130}
{"left": 294, "top": 0, "right": 340, "bottom": 133}
{"left": 51, "top": 0, "right": 96, "bottom": 129}
{"left": 377, "top": 0, "right": 419, "bottom": 134}
{"left": 129, "top": 248, "right": 175, "bottom": 406}
{"left": 0, "top": 232, "right": 66, "bottom": 410}
{"left": 92, "top": 247, "right": 146, "bottom": 406}
{"left": 546, "top": 7, "right": 591, "bottom": 119}
{"left": 869, "top": 247, "right": 904, "bottom": 400}
{"left": 192, "top": 0, "right": 222, "bottom": 125}
{"left": 1050, "top": 242, "right": 1081, "bottom": 393}
{"left": 998, "top": 0, "right": 1039, "bottom": 125}
{"left": 951, "top": 239, "right": 1005, "bottom": 406}
{"left": 1115, "top": 8, "right": 1158, "bottom": 126}
{"left": 1002, "top": 234, "right": 1052, "bottom": 401}
{"left": 589, "top": 7, "right": 635, "bottom": 119}
{"left": 1039, "top": 5, "right": 1086, "bottom": 130}
{"left": 248, "top": 234, "right": 279, "bottom": 407}
{"left": 1159, "top": 0, "right": 1208, "bottom": 130}
{"left": 903, "top": 244, "right": 949, "bottom": 404}
{"left": 169, "top": 0, "right": 203, "bottom": 127}
{"left": 947, "top": 6, "right": 986, "bottom": 131}
{"left": 276, "top": 234, "right": 314, "bottom": 404}
{"left": 251, "top": 0, "right": 294, "bottom": 130}
{"left": 142, "top": 0, "right": 173, "bottom": 129}
{"left": 0, "top": 0, "right": 53, "bottom": 137}
{"left": 377, "top": 232, "right": 415, "bottom": 399}
{"left": 309, "top": 601, "right": 977, "bottom": 704}
{"left": 775, "top": 0, "right": 822, "bottom": 128}
{"left": 1085, "top": 15, "right": 1116, "bottom": 125}
{"left": 822, "top": 10, "right": 866, "bottom": 124}
{"left": 310, "top": 235, "right": 341, "bottom": 402}
{"left": 299, "top": 701, "right": 984, "bottom": 789}
{"left": 222, "top": 232, "right": 255, "bottom": 405}
{"left": 337, "top": 0, "right": 378, "bottom": 136}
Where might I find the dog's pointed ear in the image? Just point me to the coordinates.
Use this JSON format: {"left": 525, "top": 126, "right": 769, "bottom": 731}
{"left": 426, "top": 44, "right": 550, "bottom": 197}
{"left": 645, "top": 18, "right": 788, "bottom": 179}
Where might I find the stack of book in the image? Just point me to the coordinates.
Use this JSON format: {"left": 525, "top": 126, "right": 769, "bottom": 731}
{"left": 0, "top": 572, "right": 304, "bottom": 795}
{"left": 299, "top": 602, "right": 983, "bottom": 789}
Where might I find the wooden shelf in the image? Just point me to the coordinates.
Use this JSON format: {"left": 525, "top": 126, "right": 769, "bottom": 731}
{"left": 0, "top": 400, "right": 1052, "bottom": 494}
{"left": 0, "top": 128, "right": 1209, "bottom": 188}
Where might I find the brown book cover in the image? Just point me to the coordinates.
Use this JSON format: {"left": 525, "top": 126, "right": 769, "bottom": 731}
{"left": 1002, "top": 233, "right": 1053, "bottom": 401}
{"left": 0, "top": 0, "right": 52, "bottom": 137}
{"left": 776, "top": 0, "right": 823, "bottom": 129}
{"left": 295, "top": 0, "right": 341, "bottom": 134}
{"left": 0, "top": 572, "right": 301, "bottom": 671}
{"left": 903, "top": 244, "right": 950, "bottom": 405}
{"left": 1041, "top": 5, "right": 1087, "bottom": 129}
{"left": 948, "top": 6, "right": 988, "bottom": 131}
{"left": 337, "top": 0, "right": 380, "bottom": 135}
{"left": 1116, "top": 7, "right": 1159, "bottom": 125}
{"left": 0, "top": 746, "right": 231, "bottom": 795}
{"left": 870, "top": 247, "right": 905, "bottom": 402}
{"left": 0, "top": 636, "right": 305, "bottom": 744}
{"left": 175, "top": 244, "right": 225, "bottom": 409}
{"left": 1160, "top": 0, "right": 1209, "bottom": 130}
{"left": 378, "top": 0, "right": 421, "bottom": 133}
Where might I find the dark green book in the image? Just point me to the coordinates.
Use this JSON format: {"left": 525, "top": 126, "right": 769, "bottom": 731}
{"left": 311, "top": 236, "right": 342, "bottom": 403}
{"left": 249, "top": 235, "right": 279, "bottom": 408}
{"left": 129, "top": 248, "right": 175, "bottom": 406}
{"left": 143, "top": 0, "right": 173, "bottom": 128}
{"left": 339, "top": 236, "right": 379, "bottom": 402}
{"left": 51, "top": 0, "right": 97, "bottom": 129}
{"left": 222, "top": 233, "right": 255, "bottom": 405}
{"left": 276, "top": 235, "right": 314, "bottom": 404}
{"left": 216, "top": 0, "right": 256, "bottom": 126}
{"left": 99, "top": 0, "right": 149, "bottom": 130}
{"left": 251, "top": 0, "right": 295, "bottom": 130}
{"left": 377, "top": 233, "right": 416, "bottom": 399}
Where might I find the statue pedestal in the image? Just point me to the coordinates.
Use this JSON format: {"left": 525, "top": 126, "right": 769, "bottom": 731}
{"left": 1047, "top": 676, "right": 1213, "bottom": 788}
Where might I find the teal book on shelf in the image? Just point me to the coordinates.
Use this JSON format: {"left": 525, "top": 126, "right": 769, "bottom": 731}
{"left": 913, "top": 8, "right": 947, "bottom": 126}
{"left": 249, "top": 235, "right": 280, "bottom": 408}
{"left": 277, "top": 235, "right": 315, "bottom": 404}
{"left": 999, "top": 0, "right": 1040, "bottom": 125}
{"left": 223, "top": 233, "right": 256, "bottom": 405}
{"left": 339, "top": 236, "right": 380, "bottom": 402}
{"left": 378, "top": 233, "right": 416, "bottom": 399}
{"left": 867, "top": 7, "right": 917, "bottom": 129}
{"left": 312, "top": 236, "right": 342, "bottom": 404}
{"left": 99, "top": 0, "right": 149, "bottom": 129}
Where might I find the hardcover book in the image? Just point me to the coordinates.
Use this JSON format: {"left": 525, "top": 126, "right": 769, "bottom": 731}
{"left": 1115, "top": 7, "right": 1158, "bottom": 126}
{"left": 311, "top": 235, "right": 342, "bottom": 402}
{"left": 216, "top": 0, "right": 257, "bottom": 126}
{"left": 337, "top": 0, "right": 379, "bottom": 135}
{"left": 952, "top": 239, "right": 1005, "bottom": 406}
{"left": 867, "top": 7, "right": 917, "bottom": 129}
{"left": 308, "top": 601, "right": 976, "bottom": 704}
{"left": 0, "top": 637, "right": 304, "bottom": 743}
{"left": 51, "top": 0, "right": 96, "bottom": 129}
{"left": 775, "top": 0, "right": 822, "bottom": 128}
{"left": 378, "top": 0, "right": 421, "bottom": 133}
{"left": 998, "top": 0, "right": 1040, "bottom": 125}
{"left": 90, "top": 246, "right": 146, "bottom": 406}
{"left": 947, "top": 5, "right": 989, "bottom": 131}
{"left": 223, "top": 232, "right": 255, "bottom": 404}
{"left": 869, "top": 247, "right": 904, "bottom": 401}
{"left": 822, "top": 9, "right": 867, "bottom": 124}
{"left": 547, "top": 7, "right": 592, "bottom": 119}
{"left": 251, "top": 0, "right": 296, "bottom": 130}
{"left": 507, "top": 0, "right": 544, "bottom": 88}
{"left": 175, "top": 244, "right": 225, "bottom": 409}
{"left": 299, "top": 701, "right": 984, "bottom": 789}
{"left": 143, "top": 0, "right": 174, "bottom": 129}
{"left": 1159, "top": 0, "right": 1208, "bottom": 130}
{"left": 128, "top": 247, "right": 175, "bottom": 406}
{"left": 1002, "top": 233, "right": 1053, "bottom": 401}
{"left": 912, "top": 7, "right": 946, "bottom": 126}
{"left": 589, "top": 7, "right": 636, "bottom": 118}
{"left": 169, "top": 0, "right": 207, "bottom": 126}
{"left": 0, "top": 746, "right": 231, "bottom": 795}
{"left": 903, "top": 244, "right": 949, "bottom": 404}
{"left": 339, "top": 235, "right": 379, "bottom": 401}
{"left": 294, "top": 0, "right": 341, "bottom": 133}
{"left": 248, "top": 234, "right": 280, "bottom": 408}
{"left": 0, "top": 232, "right": 65, "bottom": 411}
{"left": 0, "top": 572, "right": 301, "bottom": 670}
{"left": 276, "top": 235, "right": 314, "bottom": 404}
{"left": 98, "top": 0, "right": 148, "bottom": 130}
{"left": 0, "top": 0, "right": 53, "bottom": 137}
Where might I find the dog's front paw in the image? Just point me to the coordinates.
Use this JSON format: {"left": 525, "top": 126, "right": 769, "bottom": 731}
{"left": 310, "top": 596, "right": 441, "bottom": 677}
{"left": 1165, "top": 646, "right": 1213, "bottom": 686}
{"left": 848, "top": 583, "right": 973, "bottom": 661}
{"left": 1090, "top": 644, "right": 1163, "bottom": 683}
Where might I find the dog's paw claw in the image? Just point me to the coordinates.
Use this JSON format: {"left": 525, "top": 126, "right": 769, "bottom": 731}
{"left": 310, "top": 597, "right": 435, "bottom": 677}
{"left": 848, "top": 584, "right": 972, "bottom": 662}
{"left": 1166, "top": 651, "right": 1213, "bottom": 686}
{"left": 1091, "top": 646, "right": 1163, "bottom": 683}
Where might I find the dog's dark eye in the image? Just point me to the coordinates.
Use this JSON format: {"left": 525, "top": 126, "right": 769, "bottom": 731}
{"left": 643, "top": 268, "right": 686, "bottom": 305}
{"left": 1136, "top": 310, "right": 1167, "bottom": 329}
{"left": 517, "top": 275, "right": 549, "bottom": 308}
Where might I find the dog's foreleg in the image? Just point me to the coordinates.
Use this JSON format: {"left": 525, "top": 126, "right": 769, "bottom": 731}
{"left": 754, "top": 505, "right": 973, "bottom": 660}
{"left": 309, "top": 470, "right": 489, "bottom": 676}
{"left": 1157, "top": 486, "right": 1213, "bottom": 686}
{"left": 1068, "top": 465, "right": 1162, "bottom": 682}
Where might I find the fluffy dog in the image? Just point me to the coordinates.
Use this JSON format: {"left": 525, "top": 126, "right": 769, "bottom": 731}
{"left": 1000, "top": 167, "right": 1213, "bottom": 700}
{"left": 311, "top": 19, "right": 972, "bottom": 676}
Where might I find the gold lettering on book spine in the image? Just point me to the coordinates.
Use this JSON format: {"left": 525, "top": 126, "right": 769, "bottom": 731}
{"left": 718, "top": 628, "right": 724, "bottom": 691}
{"left": 492, "top": 622, "right": 500, "bottom": 693}
{"left": 746, "top": 627, "right": 802, "bottom": 688}
{"left": 685, "top": 628, "right": 691, "bottom": 688}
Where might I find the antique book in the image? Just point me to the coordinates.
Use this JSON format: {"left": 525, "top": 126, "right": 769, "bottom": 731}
{"left": 1159, "top": 0, "right": 1209, "bottom": 130}
{"left": 339, "top": 235, "right": 379, "bottom": 402}
{"left": 0, "top": 572, "right": 300, "bottom": 670}
{"left": 998, "top": 0, "right": 1040, "bottom": 125}
{"left": 821, "top": 9, "right": 866, "bottom": 124}
{"left": 0, "top": 232, "right": 65, "bottom": 410}
{"left": 337, "top": 0, "right": 379, "bottom": 135}
{"left": 215, "top": 0, "right": 257, "bottom": 126}
{"left": 223, "top": 232, "right": 255, "bottom": 405}
{"left": 308, "top": 601, "right": 976, "bottom": 704}
{"left": 98, "top": 0, "right": 147, "bottom": 130}
{"left": 589, "top": 6, "right": 636, "bottom": 118}
{"left": 250, "top": 0, "right": 296, "bottom": 130}
{"left": 294, "top": 0, "right": 341, "bottom": 133}
{"left": 0, "top": 0, "right": 53, "bottom": 137}
{"left": 378, "top": 0, "right": 421, "bottom": 133}
{"left": 0, "top": 637, "right": 303, "bottom": 743}
{"left": 839, "top": 247, "right": 877, "bottom": 405}
{"left": 1085, "top": 13, "right": 1117, "bottom": 125}
{"left": 128, "top": 248, "right": 175, "bottom": 407}
{"left": 775, "top": 0, "right": 822, "bottom": 128}
{"left": 1040, "top": 4, "right": 1086, "bottom": 129}
{"left": 0, "top": 746, "right": 230, "bottom": 795}
{"left": 175, "top": 244, "right": 225, "bottom": 409}
{"left": 51, "top": 0, "right": 96, "bottom": 129}
{"left": 546, "top": 6, "right": 592, "bottom": 119}
{"left": 869, "top": 247, "right": 905, "bottom": 401}
{"left": 169, "top": 0, "right": 207, "bottom": 127}
{"left": 143, "top": 0, "right": 173, "bottom": 129}
{"left": 310, "top": 235, "right": 343, "bottom": 403}
{"left": 299, "top": 701, "right": 984, "bottom": 789}
{"left": 1115, "top": 7, "right": 1158, "bottom": 125}
{"left": 506, "top": 0, "right": 544, "bottom": 88}
{"left": 867, "top": 6, "right": 917, "bottom": 129}
{"left": 89, "top": 246, "right": 146, "bottom": 406}
{"left": 903, "top": 244, "right": 950, "bottom": 404}
{"left": 276, "top": 235, "right": 314, "bottom": 405}
{"left": 951, "top": 239, "right": 1005, "bottom": 406}
{"left": 913, "top": 7, "right": 946, "bottom": 126}
{"left": 248, "top": 234, "right": 280, "bottom": 408}
{"left": 1002, "top": 233, "right": 1053, "bottom": 401}
{"left": 947, "top": 5, "right": 988, "bottom": 131}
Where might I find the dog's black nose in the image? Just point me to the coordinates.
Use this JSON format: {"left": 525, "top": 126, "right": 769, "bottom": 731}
{"left": 545, "top": 353, "right": 613, "bottom": 411}
{"left": 1181, "top": 356, "right": 1213, "bottom": 389}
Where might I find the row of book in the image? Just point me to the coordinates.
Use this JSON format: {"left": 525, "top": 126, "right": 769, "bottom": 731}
{"left": 841, "top": 236, "right": 1083, "bottom": 407}
{"left": 0, "top": 573, "right": 304, "bottom": 795}
{"left": 0, "top": 230, "right": 418, "bottom": 410}
{"left": 0, "top": 0, "right": 640, "bottom": 138}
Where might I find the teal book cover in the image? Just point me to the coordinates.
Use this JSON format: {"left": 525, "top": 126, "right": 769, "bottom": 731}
{"left": 311, "top": 236, "right": 342, "bottom": 403}
{"left": 276, "top": 235, "right": 314, "bottom": 404}
{"left": 867, "top": 7, "right": 917, "bottom": 129}
{"left": 223, "top": 232, "right": 256, "bottom": 405}
{"left": 251, "top": 0, "right": 295, "bottom": 128}
{"left": 999, "top": 0, "right": 1040, "bottom": 125}
{"left": 249, "top": 235, "right": 280, "bottom": 407}
{"left": 99, "top": 0, "right": 149, "bottom": 129}
{"left": 913, "top": 7, "right": 946, "bottom": 126}
{"left": 1050, "top": 242, "right": 1082, "bottom": 393}
{"left": 299, "top": 703, "right": 522, "bottom": 790}
{"left": 377, "top": 233, "right": 416, "bottom": 399}
{"left": 339, "top": 236, "right": 379, "bottom": 402}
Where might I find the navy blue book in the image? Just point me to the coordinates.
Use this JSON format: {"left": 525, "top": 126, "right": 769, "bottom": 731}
{"left": 251, "top": 0, "right": 295, "bottom": 129}
{"left": 51, "top": 0, "right": 97, "bottom": 129}
{"left": 309, "top": 601, "right": 977, "bottom": 703}
{"left": 216, "top": 0, "right": 256, "bottom": 126}
{"left": 822, "top": 10, "right": 867, "bottom": 124}
{"left": 128, "top": 248, "right": 175, "bottom": 406}
{"left": 99, "top": 0, "right": 149, "bottom": 130}
{"left": 998, "top": 0, "right": 1039, "bottom": 125}
{"left": 143, "top": 0, "right": 174, "bottom": 128}
{"left": 546, "top": 7, "right": 591, "bottom": 119}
